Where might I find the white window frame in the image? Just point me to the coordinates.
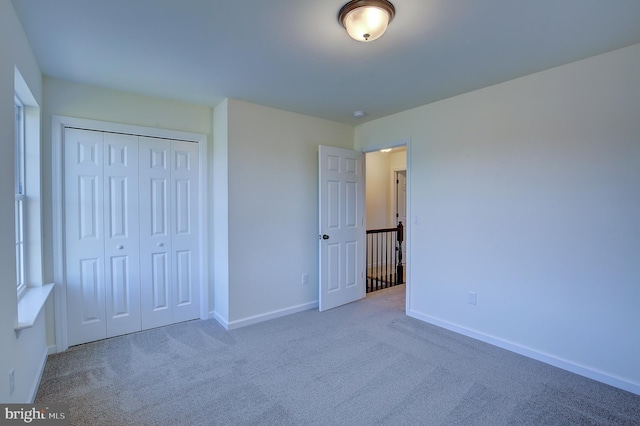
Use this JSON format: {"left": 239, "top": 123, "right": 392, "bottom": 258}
{"left": 13, "top": 67, "right": 52, "bottom": 335}
{"left": 15, "top": 96, "right": 26, "bottom": 296}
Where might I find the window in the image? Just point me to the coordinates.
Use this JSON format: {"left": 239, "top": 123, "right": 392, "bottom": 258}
{"left": 15, "top": 96, "right": 26, "bottom": 294}
{"left": 13, "top": 68, "right": 50, "bottom": 331}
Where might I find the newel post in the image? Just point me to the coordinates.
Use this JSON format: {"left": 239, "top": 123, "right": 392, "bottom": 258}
{"left": 396, "top": 221, "right": 404, "bottom": 284}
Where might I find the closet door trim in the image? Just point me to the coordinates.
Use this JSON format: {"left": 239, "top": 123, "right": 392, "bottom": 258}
{"left": 52, "top": 115, "right": 208, "bottom": 353}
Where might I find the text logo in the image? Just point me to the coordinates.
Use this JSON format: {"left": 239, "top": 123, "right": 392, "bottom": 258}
{"left": 1, "top": 405, "right": 69, "bottom": 425}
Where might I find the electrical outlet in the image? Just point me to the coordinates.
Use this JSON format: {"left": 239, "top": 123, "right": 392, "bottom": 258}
{"left": 468, "top": 291, "right": 477, "bottom": 305}
{"left": 9, "top": 368, "right": 15, "bottom": 396}
{"left": 301, "top": 274, "right": 309, "bottom": 285}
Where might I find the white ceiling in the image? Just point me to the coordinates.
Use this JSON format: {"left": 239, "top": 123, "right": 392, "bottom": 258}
{"left": 12, "top": 0, "right": 640, "bottom": 125}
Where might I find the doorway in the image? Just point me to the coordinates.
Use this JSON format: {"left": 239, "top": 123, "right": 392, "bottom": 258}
{"left": 365, "top": 146, "right": 408, "bottom": 294}
{"left": 318, "top": 144, "right": 408, "bottom": 310}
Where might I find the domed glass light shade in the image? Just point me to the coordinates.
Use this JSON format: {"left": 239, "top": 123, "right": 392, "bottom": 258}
{"left": 338, "top": 0, "right": 395, "bottom": 42}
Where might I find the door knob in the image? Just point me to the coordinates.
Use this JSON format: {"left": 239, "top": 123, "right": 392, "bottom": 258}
{"left": 322, "top": 234, "right": 330, "bottom": 240}
{"left": 117, "top": 245, "right": 124, "bottom": 250}
{"left": 157, "top": 243, "right": 164, "bottom": 247}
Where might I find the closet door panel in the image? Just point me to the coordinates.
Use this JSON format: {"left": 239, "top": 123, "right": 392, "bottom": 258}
{"left": 64, "top": 128, "right": 107, "bottom": 346}
{"left": 139, "top": 137, "right": 173, "bottom": 329}
{"left": 103, "top": 133, "right": 141, "bottom": 337}
{"left": 171, "top": 140, "right": 200, "bottom": 322}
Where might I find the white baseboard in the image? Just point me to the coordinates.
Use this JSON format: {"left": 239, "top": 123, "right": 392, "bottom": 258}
{"left": 28, "top": 346, "right": 50, "bottom": 403}
{"left": 217, "top": 301, "right": 319, "bottom": 331}
{"left": 211, "top": 310, "right": 229, "bottom": 330}
{"left": 407, "top": 308, "right": 640, "bottom": 396}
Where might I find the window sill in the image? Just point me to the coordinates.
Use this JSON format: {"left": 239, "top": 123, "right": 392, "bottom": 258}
{"left": 15, "top": 283, "right": 54, "bottom": 331}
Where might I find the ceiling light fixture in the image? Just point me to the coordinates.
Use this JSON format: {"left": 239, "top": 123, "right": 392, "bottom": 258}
{"left": 338, "top": 0, "right": 396, "bottom": 42}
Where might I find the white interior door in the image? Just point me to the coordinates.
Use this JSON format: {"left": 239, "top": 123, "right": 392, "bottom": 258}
{"left": 103, "top": 132, "right": 141, "bottom": 338}
{"left": 64, "top": 128, "right": 107, "bottom": 345}
{"left": 170, "top": 140, "right": 200, "bottom": 323}
{"left": 139, "top": 137, "right": 173, "bottom": 329}
{"left": 318, "top": 145, "right": 365, "bottom": 311}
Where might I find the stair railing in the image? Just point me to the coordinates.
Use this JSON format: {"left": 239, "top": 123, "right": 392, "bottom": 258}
{"left": 365, "top": 221, "right": 404, "bottom": 293}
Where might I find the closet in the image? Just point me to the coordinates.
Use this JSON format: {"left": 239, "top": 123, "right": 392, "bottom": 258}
{"left": 64, "top": 127, "right": 200, "bottom": 346}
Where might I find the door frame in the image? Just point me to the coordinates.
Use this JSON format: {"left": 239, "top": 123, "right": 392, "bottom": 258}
{"left": 52, "top": 115, "right": 209, "bottom": 353}
{"left": 362, "top": 138, "right": 411, "bottom": 312}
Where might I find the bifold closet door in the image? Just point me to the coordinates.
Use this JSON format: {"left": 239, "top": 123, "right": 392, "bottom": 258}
{"left": 64, "top": 128, "right": 141, "bottom": 346}
{"left": 139, "top": 137, "right": 200, "bottom": 329}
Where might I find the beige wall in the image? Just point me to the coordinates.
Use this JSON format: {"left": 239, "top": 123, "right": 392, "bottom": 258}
{"left": 365, "top": 151, "right": 392, "bottom": 229}
{"left": 355, "top": 43, "right": 640, "bottom": 393}
{"left": 366, "top": 150, "right": 407, "bottom": 230}
{"left": 214, "top": 99, "right": 354, "bottom": 327}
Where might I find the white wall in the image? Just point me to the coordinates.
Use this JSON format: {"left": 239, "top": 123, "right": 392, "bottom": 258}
{"left": 214, "top": 99, "right": 354, "bottom": 327}
{"left": 0, "top": 1, "right": 47, "bottom": 402}
{"left": 355, "top": 43, "right": 640, "bottom": 394}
